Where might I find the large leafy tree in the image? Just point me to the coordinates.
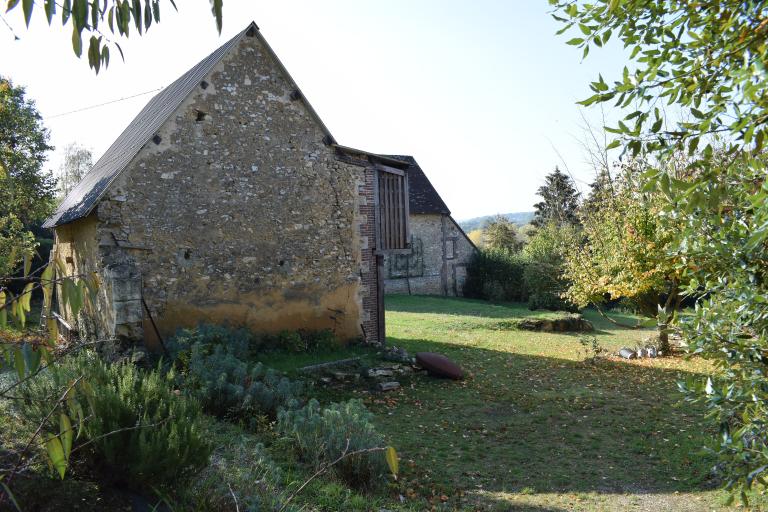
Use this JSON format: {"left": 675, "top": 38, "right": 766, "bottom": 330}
{"left": 552, "top": 0, "right": 768, "bottom": 498}
{"left": 0, "top": 77, "right": 56, "bottom": 275}
{"left": 4, "top": 0, "right": 224, "bottom": 73}
{"left": 564, "top": 163, "right": 683, "bottom": 351}
{"left": 532, "top": 167, "right": 581, "bottom": 227}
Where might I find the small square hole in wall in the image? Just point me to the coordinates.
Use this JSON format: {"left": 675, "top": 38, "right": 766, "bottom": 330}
{"left": 195, "top": 110, "right": 208, "bottom": 122}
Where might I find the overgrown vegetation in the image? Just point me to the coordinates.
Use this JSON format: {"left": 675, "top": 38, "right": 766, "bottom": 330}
{"left": 277, "top": 398, "right": 388, "bottom": 489}
{"left": 464, "top": 249, "right": 529, "bottom": 303}
{"left": 17, "top": 351, "right": 212, "bottom": 488}
{"left": 0, "top": 76, "right": 56, "bottom": 276}
{"left": 169, "top": 324, "right": 304, "bottom": 423}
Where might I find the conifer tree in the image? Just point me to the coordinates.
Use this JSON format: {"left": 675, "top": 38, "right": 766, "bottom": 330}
{"left": 532, "top": 167, "right": 580, "bottom": 227}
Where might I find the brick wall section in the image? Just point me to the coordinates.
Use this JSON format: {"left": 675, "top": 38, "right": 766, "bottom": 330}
{"left": 358, "top": 166, "right": 379, "bottom": 343}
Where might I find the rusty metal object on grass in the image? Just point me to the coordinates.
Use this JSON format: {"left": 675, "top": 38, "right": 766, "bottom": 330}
{"left": 415, "top": 352, "right": 464, "bottom": 380}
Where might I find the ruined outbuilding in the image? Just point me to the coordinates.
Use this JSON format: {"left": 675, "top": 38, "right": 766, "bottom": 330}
{"left": 382, "top": 157, "right": 476, "bottom": 296}
{"left": 44, "top": 22, "right": 411, "bottom": 349}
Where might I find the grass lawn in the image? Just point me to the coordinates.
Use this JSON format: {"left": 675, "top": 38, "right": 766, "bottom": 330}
{"left": 319, "top": 295, "right": 759, "bottom": 511}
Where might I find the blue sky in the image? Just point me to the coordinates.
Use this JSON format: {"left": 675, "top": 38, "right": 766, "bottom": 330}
{"left": 0, "top": 1, "right": 627, "bottom": 219}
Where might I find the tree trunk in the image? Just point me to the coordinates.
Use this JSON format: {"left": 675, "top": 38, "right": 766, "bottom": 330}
{"left": 657, "top": 322, "right": 670, "bottom": 355}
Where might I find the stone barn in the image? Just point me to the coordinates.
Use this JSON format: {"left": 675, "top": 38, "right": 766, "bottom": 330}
{"left": 44, "top": 22, "right": 411, "bottom": 349}
{"left": 382, "top": 156, "right": 477, "bottom": 296}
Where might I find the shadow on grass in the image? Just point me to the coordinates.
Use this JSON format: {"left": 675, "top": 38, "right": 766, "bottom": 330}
{"left": 385, "top": 294, "right": 558, "bottom": 319}
{"left": 361, "top": 329, "right": 716, "bottom": 508}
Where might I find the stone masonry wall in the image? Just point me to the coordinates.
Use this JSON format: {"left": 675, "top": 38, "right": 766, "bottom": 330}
{"left": 446, "top": 216, "right": 476, "bottom": 296}
{"left": 384, "top": 213, "right": 476, "bottom": 296}
{"left": 58, "top": 31, "right": 380, "bottom": 346}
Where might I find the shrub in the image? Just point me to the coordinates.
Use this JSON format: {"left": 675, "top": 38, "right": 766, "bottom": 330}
{"left": 277, "top": 399, "right": 387, "bottom": 489}
{"left": 183, "top": 421, "right": 289, "bottom": 511}
{"left": 464, "top": 249, "right": 529, "bottom": 302}
{"left": 168, "top": 324, "right": 303, "bottom": 422}
{"left": 522, "top": 222, "right": 579, "bottom": 312}
{"left": 187, "top": 344, "right": 303, "bottom": 420}
{"left": 168, "top": 323, "right": 253, "bottom": 364}
{"left": 18, "top": 351, "right": 211, "bottom": 488}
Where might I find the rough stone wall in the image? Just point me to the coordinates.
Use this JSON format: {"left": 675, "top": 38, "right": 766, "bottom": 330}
{"left": 445, "top": 216, "right": 476, "bottom": 296}
{"left": 384, "top": 213, "right": 475, "bottom": 296}
{"left": 54, "top": 31, "right": 381, "bottom": 346}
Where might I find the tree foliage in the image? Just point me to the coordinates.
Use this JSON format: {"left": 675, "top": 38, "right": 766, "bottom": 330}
{"left": 672, "top": 153, "right": 768, "bottom": 499}
{"left": 5, "top": 0, "right": 225, "bottom": 73}
{"left": 483, "top": 215, "right": 524, "bottom": 252}
{"left": 552, "top": 0, "right": 768, "bottom": 497}
{"left": 532, "top": 167, "right": 581, "bottom": 227}
{"left": 564, "top": 162, "right": 683, "bottom": 343}
{"left": 0, "top": 76, "right": 55, "bottom": 275}
{"left": 550, "top": 0, "right": 768, "bottom": 158}
{"left": 523, "top": 221, "right": 579, "bottom": 312}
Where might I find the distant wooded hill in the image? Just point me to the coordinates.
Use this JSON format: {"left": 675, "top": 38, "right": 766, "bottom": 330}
{"left": 458, "top": 212, "right": 535, "bottom": 232}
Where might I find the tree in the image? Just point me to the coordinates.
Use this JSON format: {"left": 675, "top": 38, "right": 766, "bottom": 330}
{"left": 4, "top": 0, "right": 224, "bottom": 73}
{"left": 522, "top": 221, "right": 579, "bottom": 312}
{"left": 531, "top": 167, "right": 580, "bottom": 227}
{"left": 552, "top": 0, "right": 768, "bottom": 497}
{"left": 467, "top": 229, "right": 483, "bottom": 247}
{"left": 483, "top": 215, "right": 523, "bottom": 252}
{"left": 581, "top": 166, "right": 612, "bottom": 215}
{"left": 0, "top": 76, "right": 56, "bottom": 275}
{"left": 563, "top": 162, "right": 683, "bottom": 352}
{"left": 58, "top": 142, "right": 92, "bottom": 198}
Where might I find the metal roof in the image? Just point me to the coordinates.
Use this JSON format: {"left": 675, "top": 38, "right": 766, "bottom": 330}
{"left": 44, "top": 21, "right": 338, "bottom": 228}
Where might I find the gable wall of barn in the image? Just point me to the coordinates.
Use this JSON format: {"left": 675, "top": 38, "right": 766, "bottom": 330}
{"left": 53, "top": 32, "right": 381, "bottom": 348}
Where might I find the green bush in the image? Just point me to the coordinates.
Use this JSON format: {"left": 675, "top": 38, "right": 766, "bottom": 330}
{"left": 169, "top": 324, "right": 303, "bottom": 422}
{"left": 19, "top": 351, "right": 211, "bottom": 488}
{"left": 277, "top": 399, "right": 387, "bottom": 489}
{"left": 464, "top": 249, "right": 529, "bottom": 302}
{"left": 183, "top": 421, "right": 289, "bottom": 511}
{"left": 187, "top": 345, "right": 303, "bottom": 421}
{"left": 527, "top": 291, "right": 578, "bottom": 312}
{"left": 522, "top": 222, "right": 580, "bottom": 312}
{"left": 169, "top": 323, "right": 254, "bottom": 363}
{"left": 169, "top": 323, "right": 341, "bottom": 358}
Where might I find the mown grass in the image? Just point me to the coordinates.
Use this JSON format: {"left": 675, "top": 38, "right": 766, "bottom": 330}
{"left": 308, "top": 294, "right": 761, "bottom": 511}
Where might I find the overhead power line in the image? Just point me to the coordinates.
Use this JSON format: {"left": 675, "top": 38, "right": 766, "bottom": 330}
{"left": 47, "top": 87, "right": 164, "bottom": 119}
